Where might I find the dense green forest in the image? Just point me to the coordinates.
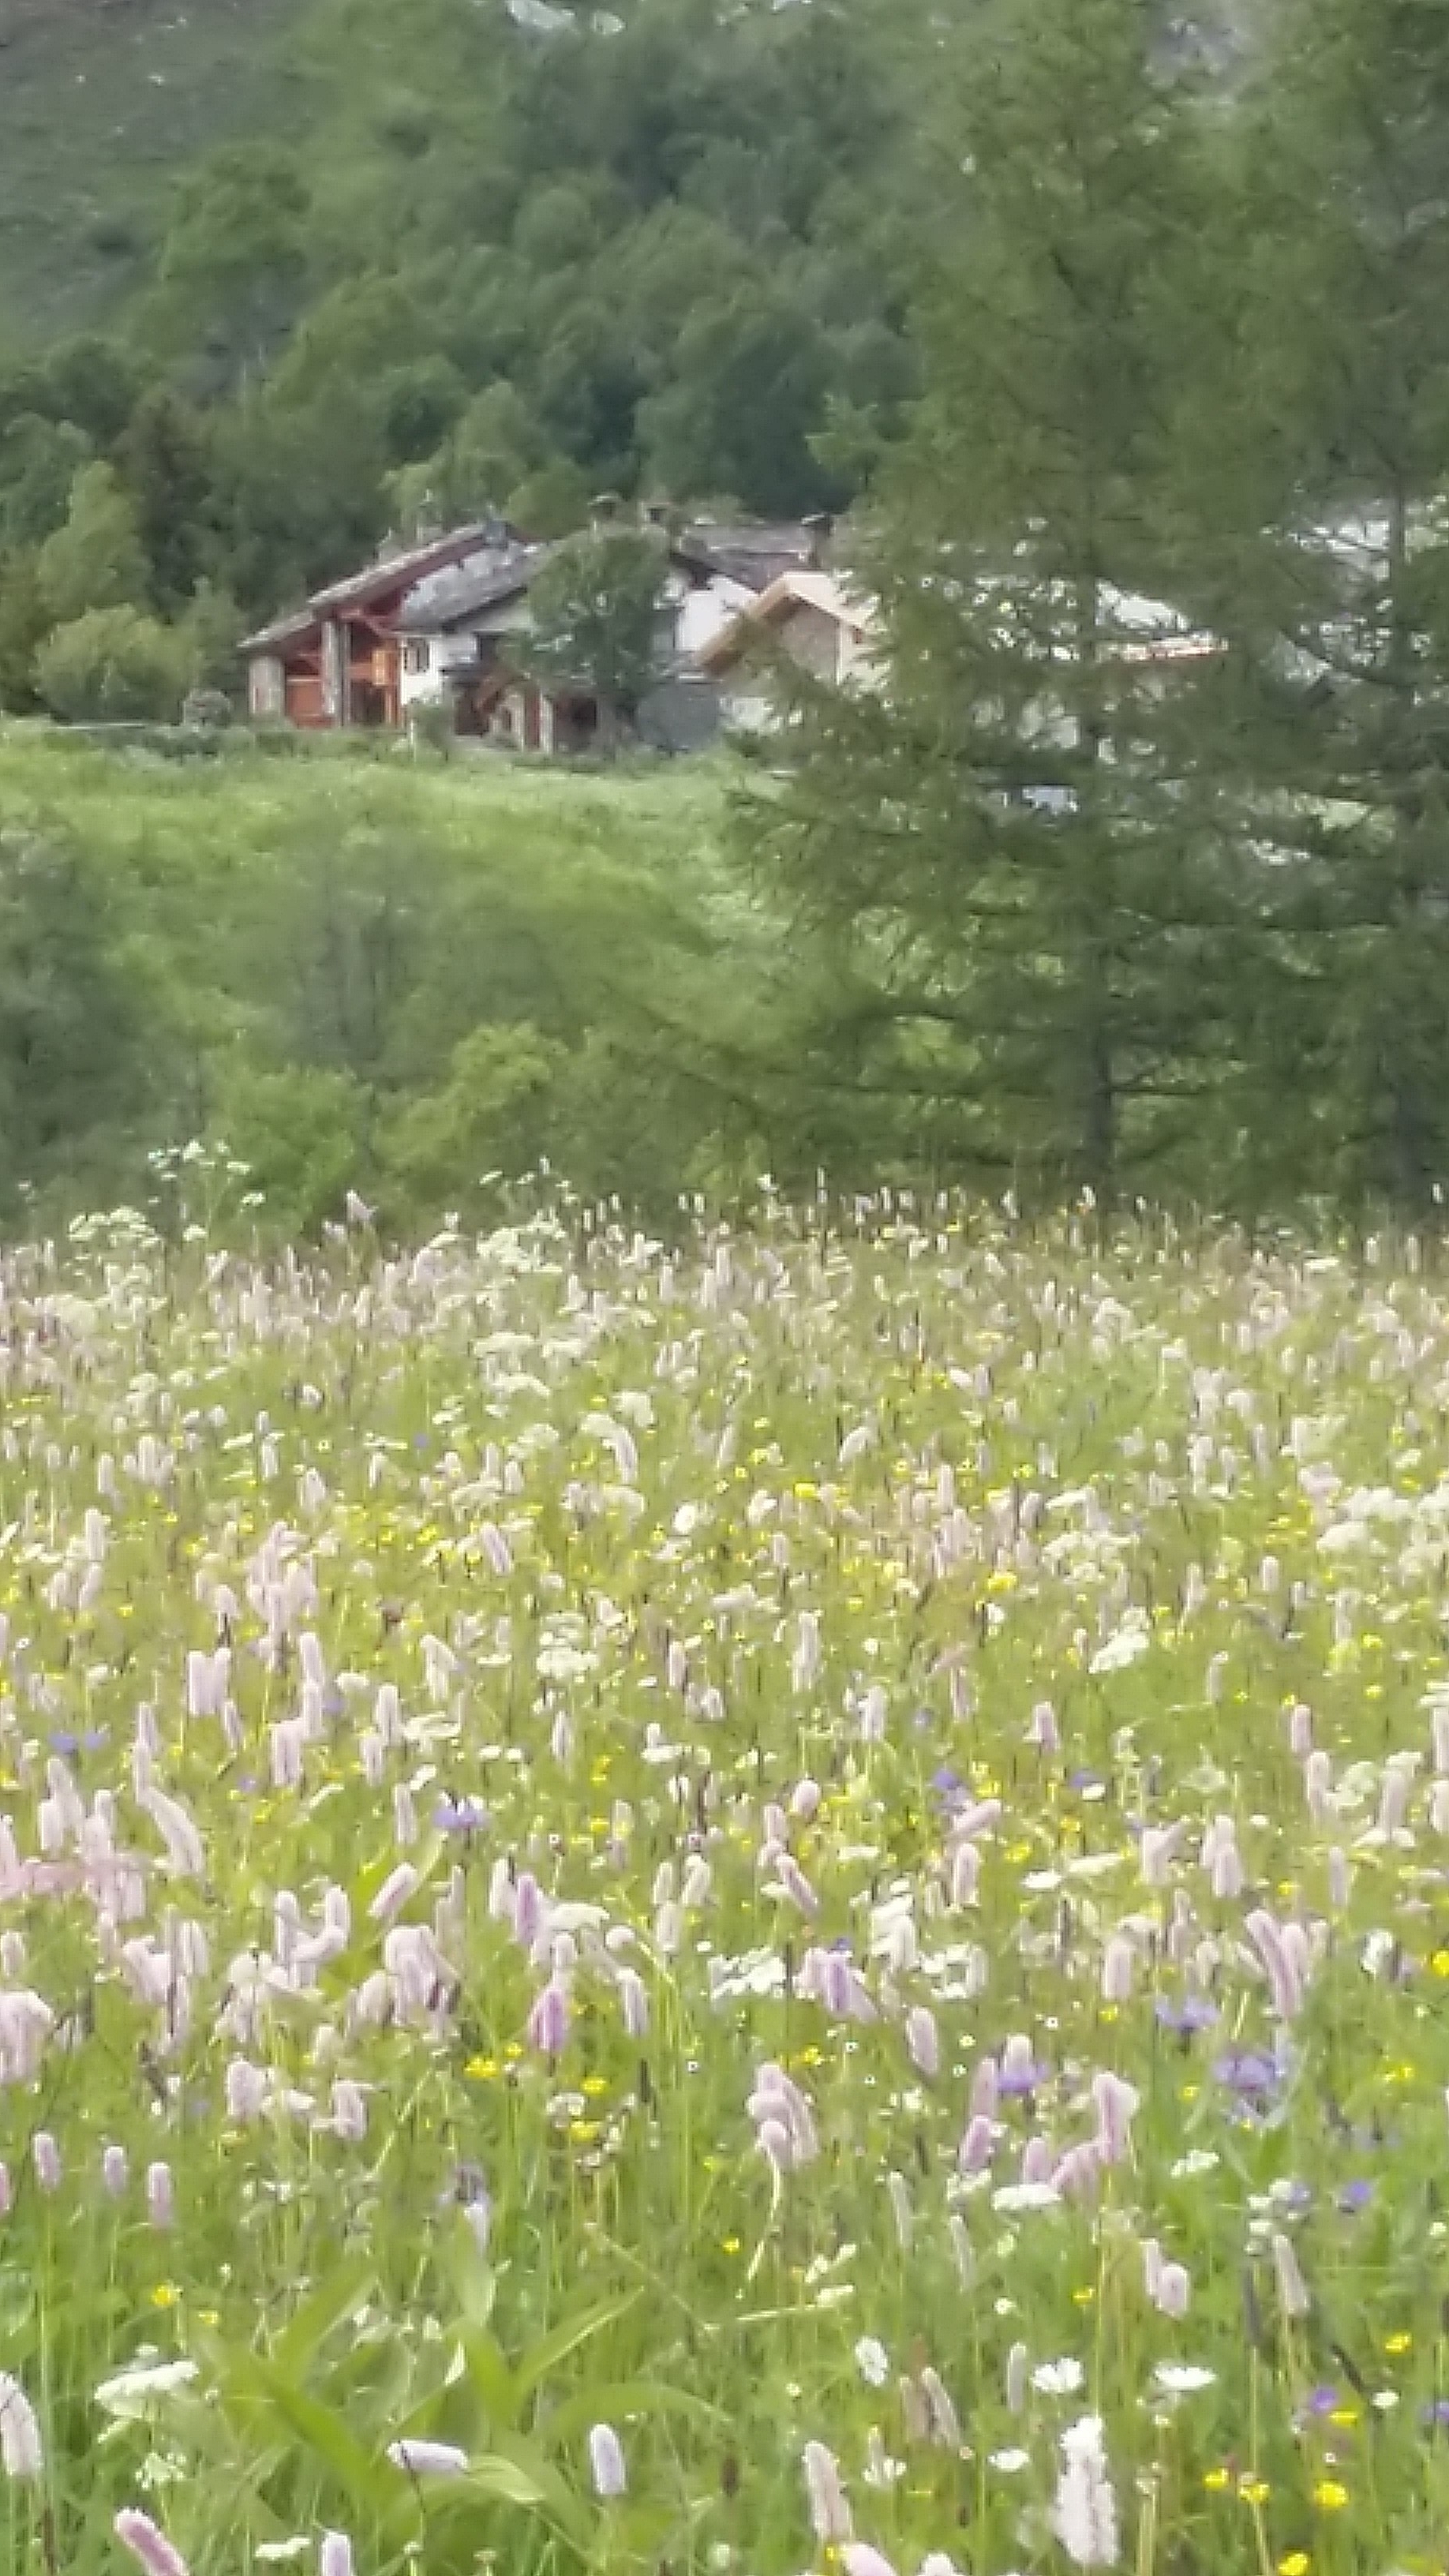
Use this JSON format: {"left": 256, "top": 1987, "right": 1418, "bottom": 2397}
{"left": 0, "top": 0, "right": 926, "bottom": 713}
{"left": 6, "top": 0, "right": 1449, "bottom": 1231}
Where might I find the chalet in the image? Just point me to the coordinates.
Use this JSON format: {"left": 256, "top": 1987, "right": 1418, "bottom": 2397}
{"left": 242, "top": 512, "right": 829, "bottom": 747}
{"left": 386, "top": 528, "right": 765, "bottom": 751}
{"left": 243, "top": 520, "right": 530, "bottom": 729}
{"left": 693, "top": 568, "right": 878, "bottom": 730}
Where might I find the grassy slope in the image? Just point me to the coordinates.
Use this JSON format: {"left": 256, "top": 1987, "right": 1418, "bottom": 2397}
{"left": 0, "top": 724, "right": 730, "bottom": 870}
{"left": 0, "top": 0, "right": 303, "bottom": 344}
{"left": 0, "top": 732, "right": 744, "bottom": 1000}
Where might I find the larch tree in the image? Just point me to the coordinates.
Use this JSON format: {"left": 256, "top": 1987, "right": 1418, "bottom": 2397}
{"left": 1191, "top": 0, "right": 1449, "bottom": 1219}
{"left": 749, "top": 0, "right": 1241, "bottom": 1207}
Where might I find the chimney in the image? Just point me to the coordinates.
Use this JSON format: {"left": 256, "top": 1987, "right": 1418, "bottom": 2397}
{"left": 590, "top": 490, "right": 623, "bottom": 530}
{"left": 801, "top": 510, "right": 835, "bottom": 568}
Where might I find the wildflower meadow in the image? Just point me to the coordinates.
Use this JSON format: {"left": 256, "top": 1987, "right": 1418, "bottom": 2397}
{"left": 0, "top": 1188, "right": 1447, "bottom": 2576}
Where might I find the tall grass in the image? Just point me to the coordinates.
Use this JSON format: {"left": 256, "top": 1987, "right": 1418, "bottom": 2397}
{"left": 0, "top": 1189, "right": 1442, "bottom": 2576}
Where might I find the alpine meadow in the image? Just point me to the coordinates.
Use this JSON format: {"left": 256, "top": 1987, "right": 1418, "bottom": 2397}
{"left": 6, "top": 1, "right": 1449, "bottom": 2574}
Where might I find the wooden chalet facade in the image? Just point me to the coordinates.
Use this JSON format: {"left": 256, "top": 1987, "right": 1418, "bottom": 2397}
{"left": 242, "top": 515, "right": 831, "bottom": 748}
{"left": 242, "top": 522, "right": 530, "bottom": 731}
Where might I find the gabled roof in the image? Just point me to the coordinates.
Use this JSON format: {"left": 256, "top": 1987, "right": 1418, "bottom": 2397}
{"left": 680, "top": 521, "right": 823, "bottom": 590}
{"left": 693, "top": 568, "right": 874, "bottom": 673}
{"left": 241, "top": 605, "right": 321, "bottom": 654}
{"left": 399, "top": 544, "right": 555, "bottom": 634}
{"left": 308, "top": 521, "right": 504, "bottom": 615}
{"left": 397, "top": 531, "right": 762, "bottom": 635}
{"left": 242, "top": 517, "right": 827, "bottom": 661}
{"left": 241, "top": 523, "right": 528, "bottom": 654}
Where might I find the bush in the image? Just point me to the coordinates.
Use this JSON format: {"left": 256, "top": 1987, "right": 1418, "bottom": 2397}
{"left": 35, "top": 607, "right": 189, "bottom": 724}
{"left": 406, "top": 691, "right": 456, "bottom": 757}
{"left": 182, "top": 686, "right": 234, "bottom": 731}
{"left": 217, "top": 1062, "right": 373, "bottom": 1235}
{"left": 379, "top": 1020, "right": 564, "bottom": 1214}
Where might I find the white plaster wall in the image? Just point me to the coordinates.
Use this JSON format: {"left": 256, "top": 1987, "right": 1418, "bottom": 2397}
{"left": 675, "top": 576, "right": 754, "bottom": 658}
{"left": 396, "top": 633, "right": 484, "bottom": 712}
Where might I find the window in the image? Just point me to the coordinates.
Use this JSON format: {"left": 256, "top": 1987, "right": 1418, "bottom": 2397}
{"left": 402, "top": 641, "right": 429, "bottom": 675}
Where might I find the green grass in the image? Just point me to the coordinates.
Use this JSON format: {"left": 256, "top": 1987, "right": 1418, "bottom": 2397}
{"left": 0, "top": 0, "right": 303, "bottom": 342}
{"left": 0, "top": 721, "right": 772, "bottom": 1230}
{"left": 0, "top": 721, "right": 732, "bottom": 874}
{"left": 0, "top": 1196, "right": 1447, "bottom": 2576}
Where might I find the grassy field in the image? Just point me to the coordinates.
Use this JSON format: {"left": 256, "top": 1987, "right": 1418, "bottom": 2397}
{"left": 0, "top": 725, "right": 732, "bottom": 879}
{"left": 0, "top": 1196, "right": 1443, "bottom": 2576}
{"left": 0, "top": 0, "right": 301, "bottom": 341}
{"left": 0, "top": 724, "right": 774, "bottom": 1232}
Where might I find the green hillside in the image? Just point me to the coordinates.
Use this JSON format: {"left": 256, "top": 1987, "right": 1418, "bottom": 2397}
{"left": 0, "top": 722, "right": 803, "bottom": 1224}
{"left": 0, "top": 0, "right": 303, "bottom": 343}
{"left": 0, "top": 0, "right": 927, "bottom": 740}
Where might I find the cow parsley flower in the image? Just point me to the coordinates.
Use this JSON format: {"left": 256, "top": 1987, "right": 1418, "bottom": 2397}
{"left": 1032, "top": 2359, "right": 1086, "bottom": 2396}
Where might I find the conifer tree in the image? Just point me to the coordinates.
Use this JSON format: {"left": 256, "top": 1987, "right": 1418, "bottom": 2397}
{"left": 1190, "top": 0, "right": 1449, "bottom": 1218}
{"left": 751, "top": 0, "right": 1237, "bottom": 1205}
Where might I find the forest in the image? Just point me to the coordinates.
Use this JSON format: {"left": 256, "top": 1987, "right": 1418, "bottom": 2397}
{"left": 0, "top": 0, "right": 924, "bottom": 687}
{"left": 2, "top": 0, "right": 1449, "bottom": 1232}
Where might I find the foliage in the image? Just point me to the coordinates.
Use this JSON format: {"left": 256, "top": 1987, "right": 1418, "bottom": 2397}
{"left": 0, "top": 0, "right": 927, "bottom": 671}
{"left": 34, "top": 608, "right": 190, "bottom": 724}
{"left": 0, "top": 554, "right": 50, "bottom": 713}
{"left": 0, "top": 728, "right": 778, "bottom": 1226}
{"left": 749, "top": 0, "right": 1230, "bottom": 1206}
{"left": 1177, "top": 0, "right": 1449, "bottom": 1220}
{"left": 35, "top": 462, "right": 149, "bottom": 624}
{"left": 728, "top": 0, "right": 1449, "bottom": 1227}
{"left": 0, "top": 826, "right": 158, "bottom": 1205}
{"left": 0, "top": 415, "right": 92, "bottom": 552}
{"left": 519, "top": 527, "right": 668, "bottom": 744}
{"left": 218, "top": 1061, "right": 373, "bottom": 1233}
{"left": 380, "top": 1021, "right": 566, "bottom": 1204}
{"left": 7, "top": 0, "right": 1449, "bottom": 1226}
